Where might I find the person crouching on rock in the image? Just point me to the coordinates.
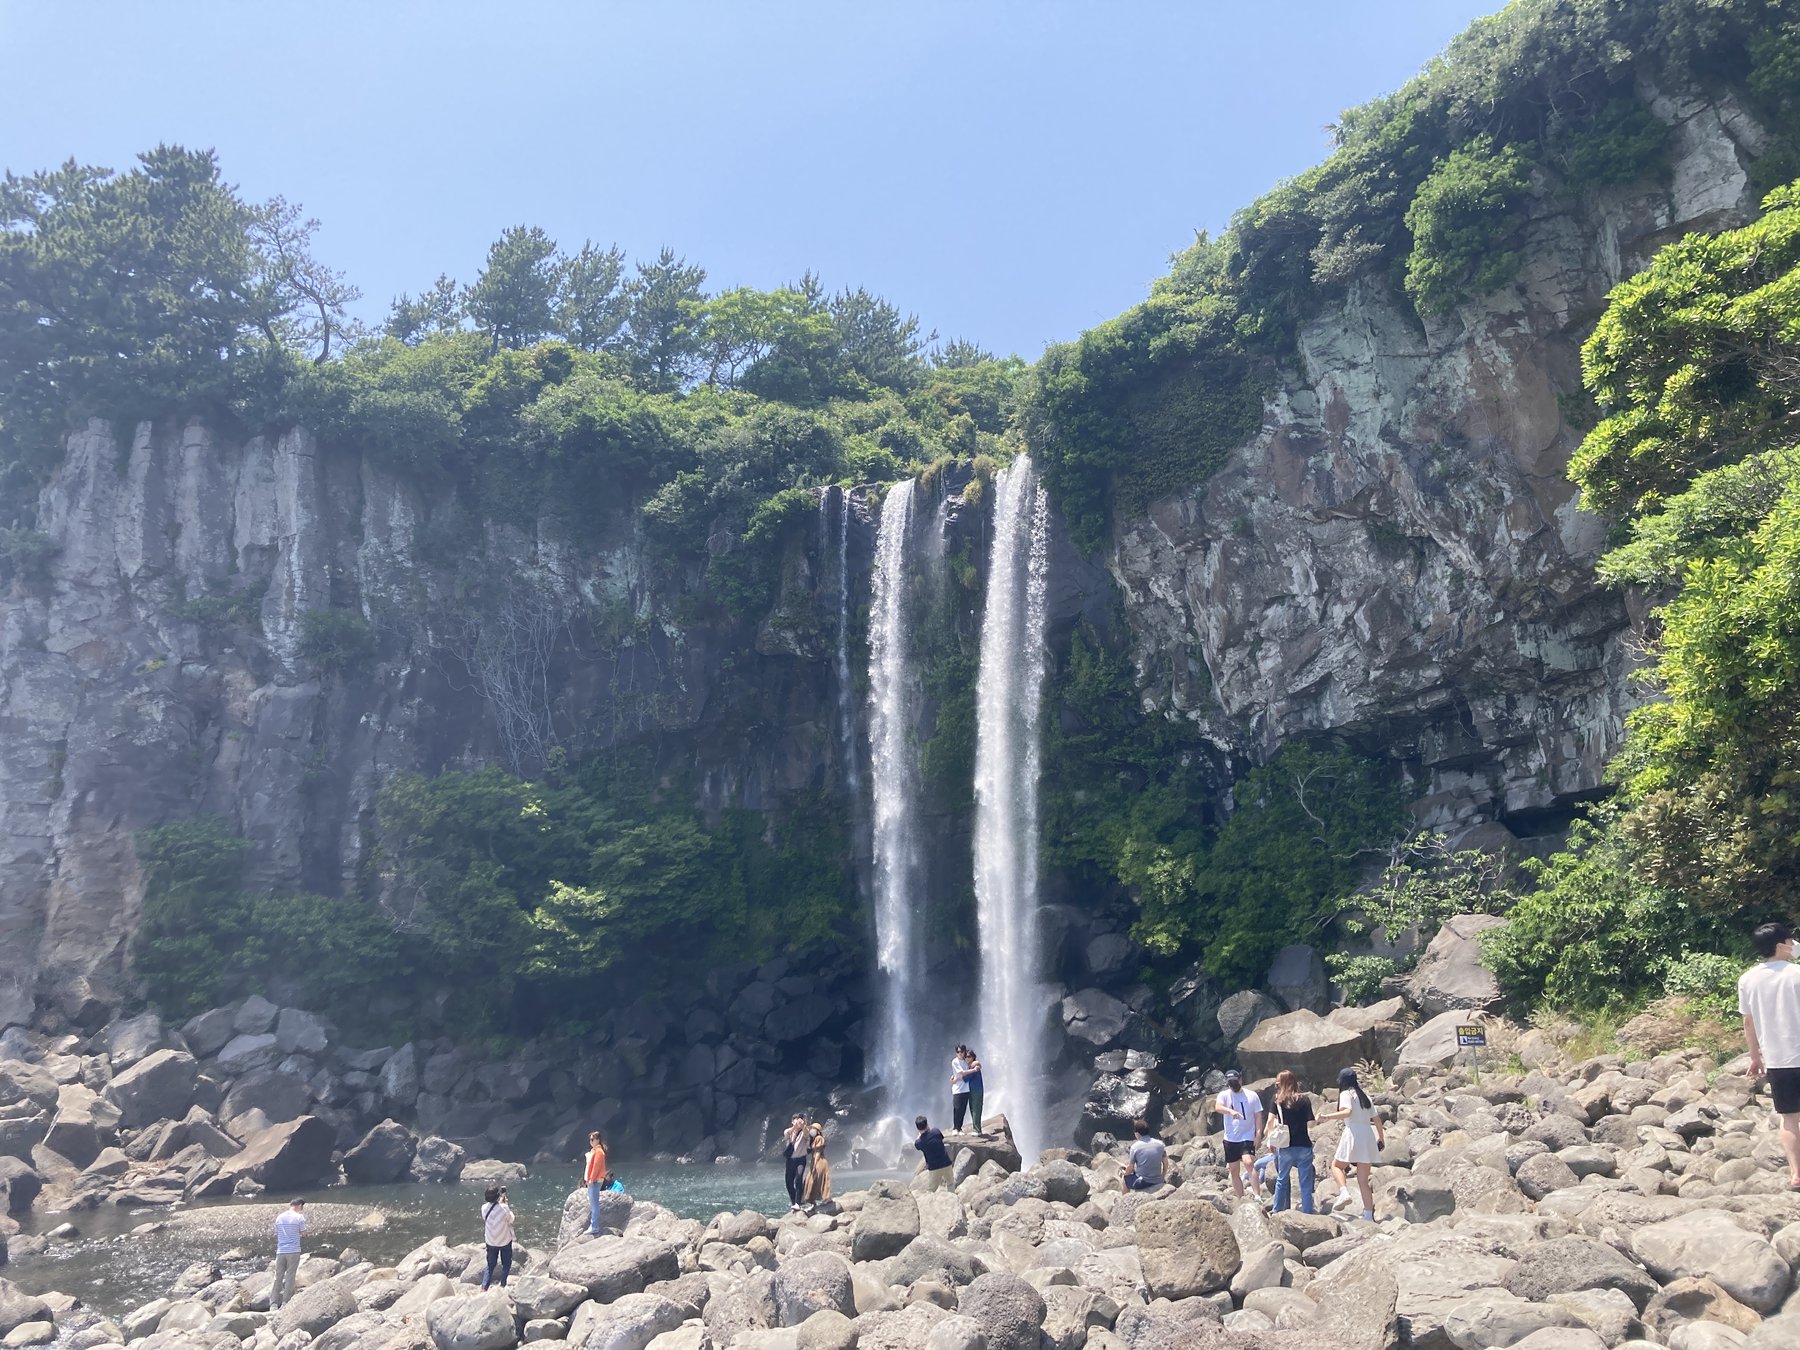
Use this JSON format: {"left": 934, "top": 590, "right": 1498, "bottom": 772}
{"left": 1125, "top": 1117, "right": 1166, "bottom": 1191}
{"left": 915, "top": 1114, "right": 955, "bottom": 1191}
{"left": 584, "top": 1130, "right": 609, "bottom": 1235}
{"left": 782, "top": 1113, "right": 810, "bottom": 1210}
{"left": 270, "top": 1198, "right": 306, "bottom": 1310}
{"left": 481, "top": 1184, "right": 515, "bottom": 1289}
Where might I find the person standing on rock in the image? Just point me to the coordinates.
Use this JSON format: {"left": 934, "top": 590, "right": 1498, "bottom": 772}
{"left": 480, "top": 1183, "right": 515, "bottom": 1289}
{"left": 801, "top": 1115, "right": 833, "bottom": 1209}
{"left": 1740, "top": 921, "right": 1800, "bottom": 1189}
{"left": 951, "top": 1044, "right": 986, "bottom": 1134}
{"left": 1125, "top": 1117, "right": 1166, "bottom": 1191}
{"left": 1322, "top": 1067, "right": 1383, "bottom": 1220}
{"left": 782, "top": 1114, "right": 811, "bottom": 1210}
{"left": 1216, "top": 1069, "right": 1263, "bottom": 1200}
{"left": 915, "top": 1114, "right": 956, "bottom": 1190}
{"left": 584, "top": 1130, "right": 609, "bottom": 1235}
{"left": 270, "top": 1198, "right": 306, "bottom": 1310}
{"left": 1268, "top": 1070, "right": 1317, "bottom": 1214}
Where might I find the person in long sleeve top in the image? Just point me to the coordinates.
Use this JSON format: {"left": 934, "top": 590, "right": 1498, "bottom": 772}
{"left": 584, "top": 1131, "right": 609, "bottom": 1235}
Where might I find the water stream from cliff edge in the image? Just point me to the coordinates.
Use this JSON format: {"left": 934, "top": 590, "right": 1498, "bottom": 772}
{"left": 972, "top": 456, "right": 1053, "bottom": 1164}
{"left": 9, "top": 1163, "right": 900, "bottom": 1319}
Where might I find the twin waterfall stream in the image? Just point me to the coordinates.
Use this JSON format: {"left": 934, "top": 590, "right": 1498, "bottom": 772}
{"left": 834, "top": 459, "right": 1053, "bottom": 1164}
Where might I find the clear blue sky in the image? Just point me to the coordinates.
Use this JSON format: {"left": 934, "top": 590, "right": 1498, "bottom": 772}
{"left": 0, "top": 1, "right": 1498, "bottom": 359}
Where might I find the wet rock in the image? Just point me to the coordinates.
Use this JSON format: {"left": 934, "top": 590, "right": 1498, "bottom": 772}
{"left": 342, "top": 1120, "right": 417, "bottom": 1185}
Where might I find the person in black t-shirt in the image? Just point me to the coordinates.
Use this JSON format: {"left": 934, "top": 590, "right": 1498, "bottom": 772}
{"left": 915, "top": 1114, "right": 955, "bottom": 1191}
{"left": 1269, "top": 1069, "right": 1318, "bottom": 1213}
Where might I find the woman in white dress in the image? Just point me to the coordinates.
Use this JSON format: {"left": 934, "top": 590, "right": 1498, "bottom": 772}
{"left": 1320, "top": 1067, "right": 1384, "bottom": 1220}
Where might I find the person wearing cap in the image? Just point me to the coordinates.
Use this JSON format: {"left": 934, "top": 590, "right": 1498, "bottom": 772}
{"left": 1216, "top": 1069, "right": 1264, "bottom": 1200}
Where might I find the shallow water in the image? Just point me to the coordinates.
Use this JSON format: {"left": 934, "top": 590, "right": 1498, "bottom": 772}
{"left": 9, "top": 1162, "right": 896, "bottom": 1320}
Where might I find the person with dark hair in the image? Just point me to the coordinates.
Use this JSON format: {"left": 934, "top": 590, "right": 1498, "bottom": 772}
{"left": 1268, "top": 1070, "right": 1318, "bottom": 1214}
{"left": 782, "top": 1114, "right": 811, "bottom": 1211}
{"left": 1321, "top": 1067, "right": 1383, "bottom": 1220}
{"left": 1741, "top": 920, "right": 1800, "bottom": 1188}
{"left": 584, "top": 1130, "right": 609, "bottom": 1235}
{"left": 480, "top": 1183, "right": 515, "bottom": 1289}
{"left": 270, "top": 1198, "right": 306, "bottom": 1309}
{"left": 1216, "top": 1069, "right": 1263, "bottom": 1200}
{"left": 1125, "top": 1117, "right": 1166, "bottom": 1191}
{"left": 915, "top": 1114, "right": 954, "bottom": 1191}
{"left": 951, "top": 1045, "right": 986, "bottom": 1134}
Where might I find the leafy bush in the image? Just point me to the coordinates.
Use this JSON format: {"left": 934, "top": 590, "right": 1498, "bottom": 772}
{"left": 133, "top": 817, "right": 403, "bottom": 1019}
{"left": 1403, "top": 138, "right": 1533, "bottom": 313}
{"left": 1653, "top": 950, "right": 1749, "bottom": 1022}
{"left": 296, "top": 608, "right": 376, "bottom": 675}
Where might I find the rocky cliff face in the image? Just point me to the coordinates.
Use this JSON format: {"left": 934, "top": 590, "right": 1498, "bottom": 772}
{"left": 0, "top": 86, "right": 1768, "bottom": 1023}
{"left": 1110, "top": 84, "right": 1768, "bottom": 829}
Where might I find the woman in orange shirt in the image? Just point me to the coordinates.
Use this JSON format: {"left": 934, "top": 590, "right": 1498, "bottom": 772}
{"left": 584, "top": 1130, "right": 608, "bottom": 1235}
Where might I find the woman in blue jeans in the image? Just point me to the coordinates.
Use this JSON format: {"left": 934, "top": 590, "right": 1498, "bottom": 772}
{"left": 1269, "top": 1070, "right": 1317, "bottom": 1214}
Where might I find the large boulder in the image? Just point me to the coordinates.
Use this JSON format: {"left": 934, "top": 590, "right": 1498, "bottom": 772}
{"left": 1505, "top": 1235, "right": 1659, "bottom": 1309}
{"left": 221, "top": 1067, "right": 312, "bottom": 1127}
{"left": 0, "top": 1281, "right": 51, "bottom": 1337}
{"left": 1062, "top": 989, "right": 1132, "bottom": 1048}
{"left": 1266, "top": 944, "right": 1328, "bottom": 1013}
{"left": 342, "top": 1120, "right": 417, "bottom": 1184}
{"left": 218, "top": 1115, "right": 336, "bottom": 1190}
{"left": 381, "top": 1043, "right": 422, "bottom": 1108}
{"left": 106, "top": 1049, "right": 198, "bottom": 1129}
{"left": 275, "top": 1279, "right": 356, "bottom": 1338}
{"left": 956, "top": 1271, "right": 1046, "bottom": 1350}
{"left": 0, "top": 1064, "right": 57, "bottom": 1113}
{"left": 215, "top": 1032, "right": 281, "bottom": 1075}
{"left": 851, "top": 1179, "right": 920, "bottom": 1262}
{"left": 1406, "top": 914, "right": 1507, "bottom": 1016}
{"left": 771, "top": 1251, "right": 856, "bottom": 1326}
{"left": 103, "top": 1012, "right": 172, "bottom": 1070}
{"left": 1217, "top": 990, "right": 1282, "bottom": 1046}
{"left": 557, "top": 1184, "right": 633, "bottom": 1245}
{"left": 567, "top": 1291, "right": 686, "bottom": 1348}
{"left": 425, "top": 1289, "right": 516, "bottom": 1349}
{"left": 43, "top": 1083, "right": 121, "bottom": 1167}
{"left": 1135, "top": 1195, "right": 1241, "bottom": 1299}
{"left": 275, "top": 1008, "right": 330, "bottom": 1056}
{"left": 546, "top": 1235, "right": 680, "bottom": 1302}
{"left": 943, "top": 1119, "right": 1022, "bottom": 1174}
{"left": 181, "top": 1007, "right": 239, "bottom": 1058}
{"left": 1396, "top": 1010, "right": 1476, "bottom": 1069}
{"left": 1631, "top": 1211, "right": 1792, "bottom": 1313}
{"left": 1307, "top": 1243, "right": 1400, "bottom": 1350}
{"left": 411, "top": 1135, "right": 467, "bottom": 1183}
{"left": 0, "top": 1159, "right": 44, "bottom": 1215}
{"left": 1236, "top": 1009, "right": 1367, "bottom": 1085}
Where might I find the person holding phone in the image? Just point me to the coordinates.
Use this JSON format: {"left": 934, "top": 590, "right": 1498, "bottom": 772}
{"left": 481, "top": 1183, "right": 515, "bottom": 1289}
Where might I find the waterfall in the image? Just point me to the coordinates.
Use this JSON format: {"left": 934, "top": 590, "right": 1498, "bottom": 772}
{"left": 867, "top": 478, "right": 928, "bottom": 1122}
{"left": 826, "top": 488, "right": 860, "bottom": 803}
{"left": 972, "top": 456, "right": 1053, "bottom": 1163}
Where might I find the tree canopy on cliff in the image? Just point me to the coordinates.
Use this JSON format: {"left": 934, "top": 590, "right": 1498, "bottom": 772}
{"left": 1488, "top": 183, "right": 1800, "bottom": 1009}
{"left": 1027, "top": 0, "right": 1800, "bottom": 552}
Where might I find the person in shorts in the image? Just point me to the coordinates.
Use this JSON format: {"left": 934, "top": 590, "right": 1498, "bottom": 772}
{"left": 1216, "top": 1069, "right": 1263, "bottom": 1200}
{"left": 1741, "top": 921, "right": 1800, "bottom": 1189}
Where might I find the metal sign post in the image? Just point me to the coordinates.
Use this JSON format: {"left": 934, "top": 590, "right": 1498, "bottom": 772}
{"left": 1456, "top": 1023, "right": 1488, "bottom": 1082}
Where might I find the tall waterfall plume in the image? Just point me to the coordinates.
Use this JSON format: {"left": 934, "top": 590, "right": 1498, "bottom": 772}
{"left": 825, "top": 488, "right": 860, "bottom": 803}
{"left": 972, "top": 456, "right": 1053, "bottom": 1163}
{"left": 866, "top": 478, "right": 929, "bottom": 1121}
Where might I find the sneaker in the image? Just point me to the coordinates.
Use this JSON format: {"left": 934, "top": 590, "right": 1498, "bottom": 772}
{"left": 1360, "top": 1209, "right": 1375, "bottom": 1222}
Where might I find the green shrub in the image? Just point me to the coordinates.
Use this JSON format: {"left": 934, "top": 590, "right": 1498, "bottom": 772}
{"left": 1403, "top": 137, "right": 1533, "bottom": 313}
{"left": 297, "top": 608, "right": 376, "bottom": 675}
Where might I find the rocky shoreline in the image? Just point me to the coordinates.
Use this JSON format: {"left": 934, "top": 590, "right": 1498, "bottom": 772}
{"left": 3, "top": 1014, "right": 1800, "bottom": 1348}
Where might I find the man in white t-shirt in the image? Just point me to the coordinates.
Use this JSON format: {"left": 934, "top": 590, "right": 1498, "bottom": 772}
{"left": 270, "top": 1198, "right": 307, "bottom": 1309}
{"left": 1216, "top": 1069, "right": 1264, "bottom": 1200}
{"left": 1742, "top": 922, "right": 1800, "bottom": 1189}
